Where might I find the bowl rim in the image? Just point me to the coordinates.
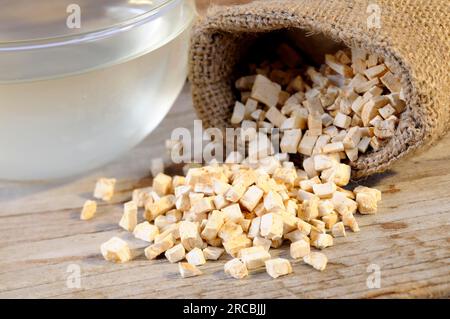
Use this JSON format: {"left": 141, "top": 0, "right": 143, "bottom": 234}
{"left": 0, "top": 0, "right": 186, "bottom": 52}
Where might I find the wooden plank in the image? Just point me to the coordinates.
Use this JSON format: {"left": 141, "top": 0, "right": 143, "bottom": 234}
{"left": 0, "top": 83, "right": 449, "bottom": 299}
{"left": 0, "top": 0, "right": 449, "bottom": 300}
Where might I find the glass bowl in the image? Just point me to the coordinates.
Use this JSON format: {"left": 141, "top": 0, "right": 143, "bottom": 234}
{"left": 0, "top": 0, "right": 196, "bottom": 180}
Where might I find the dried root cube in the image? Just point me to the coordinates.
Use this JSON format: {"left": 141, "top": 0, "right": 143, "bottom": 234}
{"left": 300, "top": 197, "right": 319, "bottom": 221}
{"left": 281, "top": 211, "right": 299, "bottom": 235}
{"left": 312, "top": 182, "right": 337, "bottom": 199}
{"left": 175, "top": 193, "right": 190, "bottom": 212}
{"left": 223, "top": 234, "right": 252, "bottom": 257}
{"left": 240, "top": 246, "right": 271, "bottom": 270}
{"left": 353, "top": 186, "right": 382, "bottom": 201}
{"left": 260, "top": 213, "right": 284, "bottom": 240}
{"left": 240, "top": 185, "right": 264, "bottom": 212}
{"left": 172, "top": 175, "right": 185, "bottom": 189}
{"left": 322, "top": 212, "right": 338, "bottom": 229}
{"left": 145, "top": 234, "right": 175, "bottom": 260}
{"left": 224, "top": 258, "right": 248, "bottom": 279}
{"left": 247, "top": 216, "right": 262, "bottom": 239}
{"left": 298, "top": 133, "right": 319, "bottom": 156}
{"left": 133, "top": 221, "right": 159, "bottom": 242}
{"left": 132, "top": 187, "right": 153, "bottom": 208}
{"left": 166, "top": 209, "right": 182, "bottom": 223}
{"left": 370, "top": 136, "right": 385, "bottom": 151}
{"left": 263, "top": 191, "right": 285, "bottom": 212}
{"left": 331, "top": 163, "right": 351, "bottom": 187}
{"left": 342, "top": 213, "right": 360, "bottom": 232}
{"left": 225, "top": 184, "right": 246, "bottom": 203}
{"left": 335, "top": 50, "right": 351, "bottom": 64}
{"left": 343, "top": 126, "right": 362, "bottom": 149}
{"left": 280, "top": 129, "right": 302, "bottom": 154}
{"left": 231, "top": 101, "right": 246, "bottom": 124}
{"left": 308, "top": 112, "right": 323, "bottom": 136}
{"left": 265, "top": 107, "right": 287, "bottom": 128}
{"left": 206, "top": 237, "right": 223, "bottom": 248}
{"left": 236, "top": 75, "right": 256, "bottom": 90}
{"left": 152, "top": 173, "right": 172, "bottom": 196}
{"left": 201, "top": 210, "right": 225, "bottom": 240}
{"left": 218, "top": 221, "right": 243, "bottom": 242}
{"left": 244, "top": 98, "right": 258, "bottom": 118}
{"left": 265, "top": 258, "right": 293, "bottom": 279}
{"left": 290, "top": 239, "right": 310, "bottom": 259}
{"left": 345, "top": 147, "right": 359, "bottom": 162}
{"left": 303, "top": 252, "right": 328, "bottom": 271}
{"left": 357, "top": 136, "right": 371, "bottom": 153}
{"left": 374, "top": 119, "right": 396, "bottom": 139}
{"left": 144, "top": 195, "right": 176, "bottom": 221}
{"left": 213, "top": 194, "right": 230, "bottom": 210}
{"left": 325, "top": 54, "right": 353, "bottom": 77}
{"left": 307, "top": 66, "right": 329, "bottom": 87}
{"left": 119, "top": 201, "right": 138, "bottom": 232}
{"left": 165, "top": 243, "right": 186, "bottom": 263}
{"left": 310, "top": 219, "right": 326, "bottom": 233}
{"left": 355, "top": 77, "right": 379, "bottom": 94}
{"left": 322, "top": 142, "right": 345, "bottom": 154}
{"left": 380, "top": 71, "right": 402, "bottom": 93}
{"left": 378, "top": 104, "right": 396, "bottom": 119}
{"left": 253, "top": 236, "right": 272, "bottom": 251}
{"left": 333, "top": 112, "right": 351, "bottom": 129}
{"left": 179, "top": 262, "right": 202, "bottom": 278}
{"left": 179, "top": 221, "right": 203, "bottom": 251}
{"left": 93, "top": 178, "right": 116, "bottom": 201}
{"left": 331, "top": 130, "right": 347, "bottom": 143}
{"left": 80, "top": 200, "right": 97, "bottom": 220}
{"left": 302, "top": 157, "right": 318, "bottom": 179}
{"left": 300, "top": 179, "right": 320, "bottom": 194}
{"left": 240, "top": 217, "right": 253, "bottom": 232}
{"left": 361, "top": 96, "right": 389, "bottom": 126}
{"left": 366, "top": 54, "right": 379, "bottom": 68}
{"left": 331, "top": 221, "right": 346, "bottom": 237}
{"left": 318, "top": 199, "right": 334, "bottom": 217}
{"left": 388, "top": 93, "right": 406, "bottom": 113}
{"left": 251, "top": 75, "right": 282, "bottom": 108}
{"left": 194, "top": 183, "right": 214, "bottom": 195}
{"left": 203, "top": 246, "right": 224, "bottom": 261}
{"left": 311, "top": 233, "right": 334, "bottom": 249}
{"left": 270, "top": 238, "right": 284, "bottom": 249}
{"left": 273, "top": 167, "right": 297, "bottom": 189}
{"left": 191, "top": 196, "right": 215, "bottom": 215}
{"left": 222, "top": 203, "right": 244, "bottom": 223}
{"left": 284, "top": 229, "right": 309, "bottom": 243}
{"left": 364, "top": 64, "right": 387, "bottom": 79}
{"left": 186, "top": 247, "right": 206, "bottom": 266}
{"left": 280, "top": 115, "right": 305, "bottom": 131}
{"left": 356, "top": 192, "right": 378, "bottom": 214}
{"left": 174, "top": 184, "right": 191, "bottom": 198}
{"left": 100, "top": 237, "right": 132, "bottom": 263}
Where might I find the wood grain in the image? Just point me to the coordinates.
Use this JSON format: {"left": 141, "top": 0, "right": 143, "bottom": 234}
{"left": 0, "top": 0, "right": 448, "bottom": 299}
{"left": 0, "top": 83, "right": 449, "bottom": 299}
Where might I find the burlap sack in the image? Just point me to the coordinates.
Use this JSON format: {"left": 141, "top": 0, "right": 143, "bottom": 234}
{"left": 189, "top": 0, "right": 450, "bottom": 178}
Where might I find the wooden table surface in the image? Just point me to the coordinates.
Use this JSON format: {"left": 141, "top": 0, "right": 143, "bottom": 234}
{"left": 1, "top": 0, "right": 449, "bottom": 299}
{"left": 0, "top": 83, "right": 449, "bottom": 299}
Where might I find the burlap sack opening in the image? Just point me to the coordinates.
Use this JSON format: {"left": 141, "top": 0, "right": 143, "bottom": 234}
{"left": 189, "top": 0, "right": 450, "bottom": 178}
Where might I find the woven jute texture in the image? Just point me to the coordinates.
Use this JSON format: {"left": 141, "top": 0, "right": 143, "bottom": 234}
{"left": 189, "top": 0, "right": 450, "bottom": 178}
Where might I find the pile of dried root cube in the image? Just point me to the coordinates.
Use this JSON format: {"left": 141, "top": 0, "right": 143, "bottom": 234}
{"left": 84, "top": 46, "right": 405, "bottom": 279}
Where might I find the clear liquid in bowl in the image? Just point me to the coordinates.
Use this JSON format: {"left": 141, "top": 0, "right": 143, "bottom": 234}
{"left": 0, "top": 0, "right": 195, "bottom": 180}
